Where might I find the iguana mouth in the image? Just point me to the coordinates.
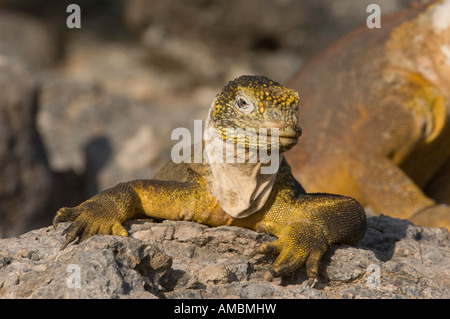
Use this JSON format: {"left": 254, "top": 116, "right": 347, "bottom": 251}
{"left": 217, "top": 126, "right": 300, "bottom": 146}
{"left": 276, "top": 125, "right": 302, "bottom": 138}
{"left": 214, "top": 124, "right": 301, "bottom": 152}
{"left": 264, "top": 124, "right": 302, "bottom": 150}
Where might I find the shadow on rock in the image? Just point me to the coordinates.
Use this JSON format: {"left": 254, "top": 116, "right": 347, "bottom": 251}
{"left": 359, "top": 215, "right": 413, "bottom": 262}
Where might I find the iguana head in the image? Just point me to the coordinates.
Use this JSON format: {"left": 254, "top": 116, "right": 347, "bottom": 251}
{"left": 208, "top": 75, "right": 302, "bottom": 153}
{"left": 202, "top": 75, "right": 301, "bottom": 218}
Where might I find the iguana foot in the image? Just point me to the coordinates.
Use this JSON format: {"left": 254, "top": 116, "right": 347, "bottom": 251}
{"left": 54, "top": 200, "right": 129, "bottom": 250}
{"left": 53, "top": 182, "right": 141, "bottom": 249}
{"left": 250, "top": 220, "right": 328, "bottom": 286}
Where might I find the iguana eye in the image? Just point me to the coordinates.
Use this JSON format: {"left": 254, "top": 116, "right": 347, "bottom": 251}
{"left": 237, "top": 98, "right": 248, "bottom": 108}
{"left": 235, "top": 95, "right": 255, "bottom": 113}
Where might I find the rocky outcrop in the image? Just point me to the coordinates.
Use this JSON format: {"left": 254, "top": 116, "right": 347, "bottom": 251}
{"left": 37, "top": 74, "right": 209, "bottom": 196}
{"left": 0, "top": 11, "right": 59, "bottom": 67}
{"left": 0, "top": 48, "right": 56, "bottom": 238}
{"left": 1, "top": 215, "right": 448, "bottom": 298}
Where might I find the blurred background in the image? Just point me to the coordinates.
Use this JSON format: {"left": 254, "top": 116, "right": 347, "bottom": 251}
{"left": 0, "top": 0, "right": 420, "bottom": 237}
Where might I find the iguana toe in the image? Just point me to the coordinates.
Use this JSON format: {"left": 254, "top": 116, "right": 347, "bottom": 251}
{"left": 60, "top": 218, "right": 86, "bottom": 250}
{"left": 56, "top": 194, "right": 131, "bottom": 249}
{"left": 53, "top": 207, "right": 82, "bottom": 229}
{"left": 112, "top": 222, "right": 128, "bottom": 236}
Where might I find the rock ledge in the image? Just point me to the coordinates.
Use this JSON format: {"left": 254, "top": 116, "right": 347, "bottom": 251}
{"left": 0, "top": 216, "right": 449, "bottom": 298}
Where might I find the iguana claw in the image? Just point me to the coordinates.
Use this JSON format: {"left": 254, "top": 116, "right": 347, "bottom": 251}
{"left": 54, "top": 195, "right": 130, "bottom": 250}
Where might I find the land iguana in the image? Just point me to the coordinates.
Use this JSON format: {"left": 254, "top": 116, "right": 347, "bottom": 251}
{"left": 286, "top": 0, "right": 450, "bottom": 229}
{"left": 53, "top": 75, "right": 366, "bottom": 284}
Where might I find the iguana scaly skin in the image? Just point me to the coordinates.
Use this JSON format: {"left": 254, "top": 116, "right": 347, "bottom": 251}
{"left": 286, "top": 0, "right": 450, "bottom": 229}
{"left": 54, "top": 75, "right": 366, "bottom": 284}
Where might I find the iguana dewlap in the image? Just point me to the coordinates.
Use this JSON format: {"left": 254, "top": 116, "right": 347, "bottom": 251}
{"left": 54, "top": 75, "right": 366, "bottom": 284}
{"left": 286, "top": 0, "right": 450, "bottom": 229}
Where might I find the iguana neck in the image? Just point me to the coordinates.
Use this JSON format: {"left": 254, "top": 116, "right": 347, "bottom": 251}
{"left": 201, "top": 108, "right": 281, "bottom": 218}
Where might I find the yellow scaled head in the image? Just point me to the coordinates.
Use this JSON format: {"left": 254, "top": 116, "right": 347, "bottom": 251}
{"left": 210, "top": 75, "right": 302, "bottom": 152}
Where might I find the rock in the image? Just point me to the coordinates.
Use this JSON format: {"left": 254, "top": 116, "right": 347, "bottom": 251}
{"left": 122, "top": 0, "right": 415, "bottom": 87}
{"left": 198, "top": 265, "right": 231, "bottom": 285}
{"left": 0, "top": 215, "right": 448, "bottom": 298}
{"left": 37, "top": 73, "right": 209, "bottom": 196}
{"left": 0, "top": 48, "right": 56, "bottom": 237}
{"left": 0, "top": 11, "right": 59, "bottom": 67}
{"left": 0, "top": 227, "right": 163, "bottom": 298}
{"left": 59, "top": 38, "right": 178, "bottom": 103}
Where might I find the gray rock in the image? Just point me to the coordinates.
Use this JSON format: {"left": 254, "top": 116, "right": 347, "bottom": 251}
{"left": 0, "top": 215, "right": 448, "bottom": 299}
{"left": 37, "top": 74, "right": 209, "bottom": 196}
{"left": 0, "top": 11, "right": 59, "bottom": 67}
{"left": 0, "top": 48, "right": 56, "bottom": 237}
{"left": 123, "top": 0, "right": 414, "bottom": 85}
{"left": 0, "top": 224, "right": 167, "bottom": 298}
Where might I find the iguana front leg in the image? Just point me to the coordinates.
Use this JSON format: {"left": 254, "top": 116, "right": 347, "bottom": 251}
{"left": 54, "top": 182, "right": 139, "bottom": 249}
{"left": 53, "top": 179, "right": 229, "bottom": 249}
{"left": 235, "top": 194, "right": 367, "bottom": 284}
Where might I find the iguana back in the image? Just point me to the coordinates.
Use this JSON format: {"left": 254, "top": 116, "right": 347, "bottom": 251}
{"left": 286, "top": 1, "right": 450, "bottom": 228}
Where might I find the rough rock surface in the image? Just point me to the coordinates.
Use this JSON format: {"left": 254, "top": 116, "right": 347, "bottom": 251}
{"left": 0, "top": 215, "right": 448, "bottom": 299}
